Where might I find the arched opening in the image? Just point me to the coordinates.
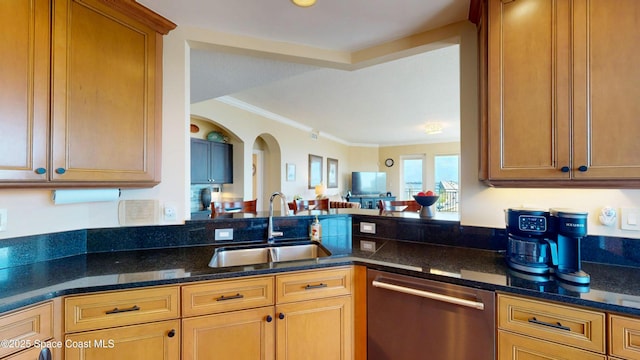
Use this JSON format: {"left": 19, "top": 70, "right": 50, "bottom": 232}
{"left": 252, "top": 133, "right": 282, "bottom": 212}
{"left": 189, "top": 115, "right": 244, "bottom": 214}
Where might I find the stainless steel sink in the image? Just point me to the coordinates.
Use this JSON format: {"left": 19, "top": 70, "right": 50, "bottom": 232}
{"left": 271, "top": 243, "right": 331, "bottom": 262}
{"left": 208, "top": 241, "right": 331, "bottom": 268}
{"left": 208, "top": 247, "right": 271, "bottom": 268}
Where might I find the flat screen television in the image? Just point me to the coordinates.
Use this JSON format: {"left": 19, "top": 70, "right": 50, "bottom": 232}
{"left": 351, "top": 172, "right": 387, "bottom": 195}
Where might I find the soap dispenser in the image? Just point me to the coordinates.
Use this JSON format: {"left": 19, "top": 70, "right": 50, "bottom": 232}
{"left": 310, "top": 216, "right": 322, "bottom": 241}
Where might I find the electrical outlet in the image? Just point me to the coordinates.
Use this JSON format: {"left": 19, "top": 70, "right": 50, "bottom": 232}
{"left": 215, "top": 228, "right": 234, "bottom": 241}
{"left": 0, "top": 209, "right": 7, "bottom": 232}
{"left": 164, "top": 203, "right": 177, "bottom": 221}
{"left": 360, "top": 240, "right": 376, "bottom": 252}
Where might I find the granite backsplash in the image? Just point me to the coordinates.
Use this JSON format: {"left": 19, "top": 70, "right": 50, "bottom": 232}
{"left": 1, "top": 215, "right": 639, "bottom": 270}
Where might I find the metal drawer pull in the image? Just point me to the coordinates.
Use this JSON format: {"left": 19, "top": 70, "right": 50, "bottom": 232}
{"left": 528, "top": 317, "right": 571, "bottom": 331}
{"left": 305, "top": 283, "right": 328, "bottom": 290}
{"left": 38, "top": 348, "right": 52, "bottom": 360}
{"left": 216, "top": 293, "right": 244, "bottom": 301}
{"left": 105, "top": 305, "right": 140, "bottom": 314}
{"left": 372, "top": 280, "right": 484, "bottom": 310}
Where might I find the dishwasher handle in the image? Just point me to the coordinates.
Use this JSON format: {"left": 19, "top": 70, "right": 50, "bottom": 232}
{"left": 372, "top": 279, "right": 485, "bottom": 310}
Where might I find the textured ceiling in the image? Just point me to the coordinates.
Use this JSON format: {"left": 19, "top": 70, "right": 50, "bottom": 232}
{"left": 138, "top": 0, "right": 469, "bottom": 145}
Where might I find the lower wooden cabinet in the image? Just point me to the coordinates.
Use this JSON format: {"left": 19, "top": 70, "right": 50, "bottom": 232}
{"left": 64, "top": 319, "right": 180, "bottom": 360}
{"left": 276, "top": 296, "right": 352, "bottom": 360}
{"left": 497, "top": 293, "right": 606, "bottom": 360}
{"left": 63, "top": 286, "right": 181, "bottom": 360}
{"left": 498, "top": 331, "right": 606, "bottom": 360}
{"left": 497, "top": 294, "right": 605, "bottom": 353}
{"left": 0, "top": 302, "right": 54, "bottom": 359}
{"left": 2, "top": 346, "right": 46, "bottom": 360}
{"left": 0, "top": 267, "right": 354, "bottom": 360}
{"left": 181, "top": 267, "right": 354, "bottom": 360}
{"left": 609, "top": 314, "right": 640, "bottom": 360}
{"left": 183, "top": 306, "right": 275, "bottom": 360}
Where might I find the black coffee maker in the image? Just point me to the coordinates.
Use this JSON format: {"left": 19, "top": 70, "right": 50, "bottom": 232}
{"left": 550, "top": 208, "right": 590, "bottom": 284}
{"left": 505, "top": 208, "right": 558, "bottom": 275}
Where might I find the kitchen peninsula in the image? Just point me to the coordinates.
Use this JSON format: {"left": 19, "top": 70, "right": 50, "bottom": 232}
{"left": 2, "top": 211, "right": 640, "bottom": 314}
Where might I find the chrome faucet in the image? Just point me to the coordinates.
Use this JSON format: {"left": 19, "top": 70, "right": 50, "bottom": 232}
{"left": 267, "top": 191, "right": 287, "bottom": 243}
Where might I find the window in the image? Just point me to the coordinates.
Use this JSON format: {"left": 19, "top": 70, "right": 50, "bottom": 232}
{"left": 400, "top": 155, "right": 425, "bottom": 200}
{"left": 434, "top": 155, "right": 459, "bottom": 212}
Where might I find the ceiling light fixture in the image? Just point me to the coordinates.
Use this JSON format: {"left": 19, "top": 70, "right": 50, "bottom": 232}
{"left": 425, "top": 123, "right": 443, "bottom": 135}
{"left": 291, "top": 0, "right": 316, "bottom": 7}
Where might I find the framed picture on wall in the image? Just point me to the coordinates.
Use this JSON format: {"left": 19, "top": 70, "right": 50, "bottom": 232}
{"left": 308, "top": 154, "right": 323, "bottom": 189}
{"left": 286, "top": 163, "right": 296, "bottom": 182}
{"left": 327, "top": 158, "right": 338, "bottom": 188}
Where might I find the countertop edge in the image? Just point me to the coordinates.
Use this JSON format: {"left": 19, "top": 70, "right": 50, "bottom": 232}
{"left": 3, "top": 256, "right": 639, "bottom": 318}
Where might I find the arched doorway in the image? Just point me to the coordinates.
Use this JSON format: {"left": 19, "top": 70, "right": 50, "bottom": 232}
{"left": 189, "top": 116, "right": 244, "bottom": 213}
{"left": 252, "top": 134, "right": 282, "bottom": 212}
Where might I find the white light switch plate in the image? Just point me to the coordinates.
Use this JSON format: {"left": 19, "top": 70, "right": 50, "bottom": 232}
{"left": 621, "top": 208, "right": 640, "bottom": 231}
{"left": 215, "top": 228, "right": 234, "bottom": 241}
{"left": 164, "top": 204, "right": 177, "bottom": 221}
{"left": 359, "top": 222, "right": 376, "bottom": 234}
{"left": 360, "top": 240, "right": 376, "bottom": 252}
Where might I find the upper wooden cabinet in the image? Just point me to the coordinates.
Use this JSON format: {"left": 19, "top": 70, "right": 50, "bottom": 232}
{"left": 481, "top": 0, "right": 640, "bottom": 187}
{"left": 190, "top": 138, "right": 233, "bottom": 184}
{"left": 0, "top": 0, "right": 50, "bottom": 183}
{"left": 0, "top": 0, "right": 175, "bottom": 188}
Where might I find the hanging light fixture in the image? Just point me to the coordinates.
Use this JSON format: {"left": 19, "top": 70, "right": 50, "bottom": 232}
{"left": 292, "top": 0, "right": 316, "bottom": 7}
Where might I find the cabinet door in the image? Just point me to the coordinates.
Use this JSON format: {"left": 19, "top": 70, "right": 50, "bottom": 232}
{"left": 0, "top": 0, "right": 49, "bottom": 181}
{"left": 276, "top": 296, "right": 353, "bottom": 360}
{"left": 572, "top": 0, "right": 640, "bottom": 180}
{"left": 3, "top": 347, "right": 45, "bottom": 360}
{"left": 65, "top": 319, "right": 179, "bottom": 360}
{"left": 487, "top": 0, "right": 571, "bottom": 180}
{"left": 182, "top": 307, "right": 275, "bottom": 360}
{"left": 498, "top": 331, "right": 605, "bottom": 360}
{"left": 210, "top": 142, "right": 233, "bottom": 184}
{"left": 0, "top": 302, "right": 53, "bottom": 358}
{"left": 51, "top": 0, "right": 159, "bottom": 183}
{"left": 190, "top": 139, "right": 233, "bottom": 184}
{"left": 190, "top": 139, "right": 211, "bottom": 184}
{"left": 609, "top": 314, "right": 640, "bottom": 360}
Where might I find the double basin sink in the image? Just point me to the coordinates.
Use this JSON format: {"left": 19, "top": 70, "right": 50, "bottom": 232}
{"left": 208, "top": 241, "right": 332, "bottom": 268}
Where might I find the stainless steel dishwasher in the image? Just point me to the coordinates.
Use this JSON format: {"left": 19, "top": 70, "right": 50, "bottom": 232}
{"left": 367, "top": 269, "right": 495, "bottom": 360}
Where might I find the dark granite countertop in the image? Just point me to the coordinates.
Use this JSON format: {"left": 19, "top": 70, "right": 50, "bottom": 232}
{"left": 2, "top": 233, "right": 640, "bottom": 318}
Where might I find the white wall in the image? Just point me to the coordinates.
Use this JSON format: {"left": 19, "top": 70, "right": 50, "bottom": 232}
{"left": 190, "top": 99, "right": 352, "bottom": 203}
{"left": 379, "top": 142, "right": 460, "bottom": 199}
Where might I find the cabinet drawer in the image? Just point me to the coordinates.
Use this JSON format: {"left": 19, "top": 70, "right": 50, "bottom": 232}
{"left": 610, "top": 314, "right": 640, "bottom": 360}
{"left": 182, "top": 276, "right": 274, "bottom": 317}
{"left": 0, "top": 302, "right": 53, "bottom": 358}
{"left": 65, "top": 286, "right": 180, "bottom": 332}
{"left": 276, "top": 267, "right": 352, "bottom": 304}
{"left": 498, "top": 330, "right": 606, "bottom": 360}
{"left": 497, "top": 294, "right": 605, "bottom": 353}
